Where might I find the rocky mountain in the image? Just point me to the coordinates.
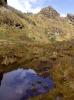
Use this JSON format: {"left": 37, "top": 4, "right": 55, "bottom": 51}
{"left": 0, "top": 2, "right": 74, "bottom": 100}
{"left": 39, "top": 6, "right": 60, "bottom": 18}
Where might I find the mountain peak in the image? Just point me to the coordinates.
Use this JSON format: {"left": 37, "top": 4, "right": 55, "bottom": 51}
{"left": 39, "top": 6, "right": 60, "bottom": 18}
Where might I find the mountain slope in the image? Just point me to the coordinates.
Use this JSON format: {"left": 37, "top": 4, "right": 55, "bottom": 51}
{"left": 0, "top": 6, "right": 74, "bottom": 44}
{"left": 0, "top": 4, "right": 74, "bottom": 100}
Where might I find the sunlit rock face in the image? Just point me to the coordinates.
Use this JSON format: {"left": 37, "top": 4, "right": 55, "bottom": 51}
{"left": 0, "top": 0, "right": 7, "bottom": 6}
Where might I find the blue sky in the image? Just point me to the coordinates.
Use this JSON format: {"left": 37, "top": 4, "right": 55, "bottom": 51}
{"left": 7, "top": 0, "right": 74, "bottom": 15}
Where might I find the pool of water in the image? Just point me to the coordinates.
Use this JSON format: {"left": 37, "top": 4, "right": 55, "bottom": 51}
{"left": 0, "top": 69, "right": 54, "bottom": 100}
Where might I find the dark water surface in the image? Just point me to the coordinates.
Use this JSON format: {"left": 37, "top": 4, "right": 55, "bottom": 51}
{"left": 0, "top": 69, "right": 54, "bottom": 100}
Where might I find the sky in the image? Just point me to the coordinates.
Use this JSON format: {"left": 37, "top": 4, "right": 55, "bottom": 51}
{"left": 7, "top": 0, "right": 74, "bottom": 16}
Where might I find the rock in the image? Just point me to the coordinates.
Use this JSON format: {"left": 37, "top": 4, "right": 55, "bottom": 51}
{"left": 67, "top": 14, "right": 74, "bottom": 25}
{"left": 0, "top": 0, "right": 7, "bottom": 6}
{"left": 1, "top": 56, "right": 17, "bottom": 65}
{"left": 15, "top": 23, "right": 23, "bottom": 29}
{"left": 39, "top": 6, "right": 60, "bottom": 18}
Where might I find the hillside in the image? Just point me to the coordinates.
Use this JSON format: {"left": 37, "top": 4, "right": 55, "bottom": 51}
{"left": 0, "top": 6, "right": 74, "bottom": 43}
{"left": 0, "top": 3, "right": 74, "bottom": 100}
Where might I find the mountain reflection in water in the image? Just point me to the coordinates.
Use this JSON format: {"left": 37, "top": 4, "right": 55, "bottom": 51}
{"left": 0, "top": 69, "right": 54, "bottom": 100}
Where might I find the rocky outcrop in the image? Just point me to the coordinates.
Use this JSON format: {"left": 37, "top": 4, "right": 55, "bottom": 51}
{"left": 67, "top": 14, "right": 74, "bottom": 25}
{"left": 0, "top": 0, "right": 7, "bottom": 6}
{"left": 39, "top": 6, "right": 60, "bottom": 18}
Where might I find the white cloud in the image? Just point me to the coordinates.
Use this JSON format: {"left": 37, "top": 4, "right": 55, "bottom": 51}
{"left": 30, "top": 7, "right": 41, "bottom": 13}
{"left": 60, "top": 14, "right": 67, "bottom": 17}
{"left": 7, "top": 0, "right": 41, "bottom": 13}
{"left": 29, "top": 0, "right": 38, "bottom": 2}
{"left": 7, "top": 0, "right": 25, "bottom": 12}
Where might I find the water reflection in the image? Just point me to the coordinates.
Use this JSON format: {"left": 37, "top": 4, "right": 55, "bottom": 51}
{"left": 0, "top": 69, "right": 54, "bottom": 100}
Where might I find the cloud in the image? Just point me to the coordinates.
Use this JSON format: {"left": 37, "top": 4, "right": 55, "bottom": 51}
{"left": 8, "top": 0, "right": 41, "bottom": 13}
{"left": 60, "top": 14, "right": 67, "bottom": 17}
{"left": 7, "top": 0, "right": 25, "bottom": 12}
